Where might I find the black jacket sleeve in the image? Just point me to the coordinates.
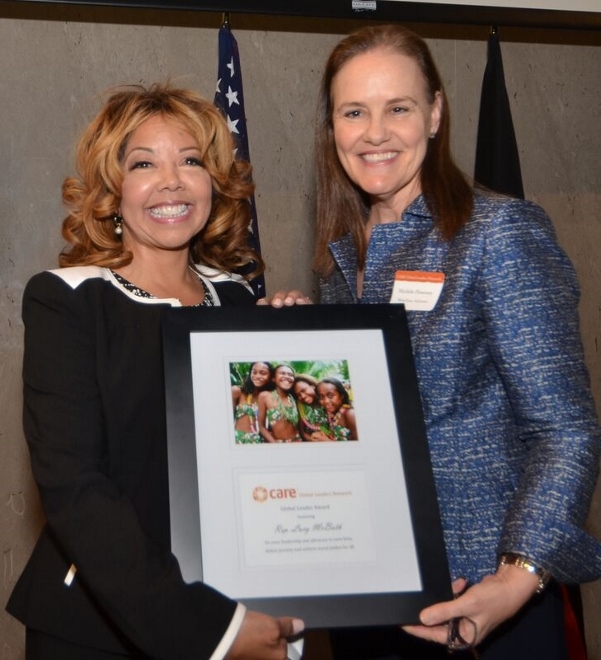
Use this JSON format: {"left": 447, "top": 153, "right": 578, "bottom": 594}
{"left": 11, "top": 271, "right": 238, "bottom": 658}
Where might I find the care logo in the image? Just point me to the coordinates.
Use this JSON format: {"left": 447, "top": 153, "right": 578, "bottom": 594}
{"left": 252, "top": 486, "right": 297, "bottom": 502}
{"left": 252, "top": 486, "right": 268, "bottom": 502}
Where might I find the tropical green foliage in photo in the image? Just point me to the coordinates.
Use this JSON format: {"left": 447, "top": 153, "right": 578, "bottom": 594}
{"left": 230, "top": 359, "right": 351, "bottom": 387}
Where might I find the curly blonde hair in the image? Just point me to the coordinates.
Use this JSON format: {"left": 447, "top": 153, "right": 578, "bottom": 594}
{"left": 60, "top": 82, "right": 263, "bottom": 277}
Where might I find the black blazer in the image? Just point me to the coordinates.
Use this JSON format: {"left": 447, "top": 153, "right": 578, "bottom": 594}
{"left": 7, "top": 268, "right": 255, "bottom": 658}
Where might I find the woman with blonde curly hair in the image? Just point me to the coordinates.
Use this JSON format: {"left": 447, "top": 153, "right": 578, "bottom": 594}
{"left": 60, "top": 82, "right": 261, "bottom": 278}
{"left": 7, "top": 82, "right": 303, "bottom": 659}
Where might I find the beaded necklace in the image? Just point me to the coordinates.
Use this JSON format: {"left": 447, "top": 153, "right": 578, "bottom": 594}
{"left": 244, "top": 394, "right": 260, "bottom": 434}
{"left": 111, "top": 270, "right": 215, "bottom": 307}
{"left": 298, "top": 401, "right": 329, "bottom": 433}
{"left": 326, "top": 404, "right": 352, "bottom": 441}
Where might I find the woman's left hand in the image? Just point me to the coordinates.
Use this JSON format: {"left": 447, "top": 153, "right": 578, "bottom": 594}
{"left": 403, "top": 564, "right": 540, "bottom": 650}
{"left": 256, "top": 291, "right": 313, "bottom": 307}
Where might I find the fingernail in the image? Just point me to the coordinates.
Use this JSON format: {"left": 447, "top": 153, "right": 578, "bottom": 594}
{"left": 292, "top": 618, "right": 305, "bottom": 635}
{"left": 420, "top": 612, "right": 434, "bottom": 626}
{"left": 284, "top": 296, "right": 294, "bottom": 305}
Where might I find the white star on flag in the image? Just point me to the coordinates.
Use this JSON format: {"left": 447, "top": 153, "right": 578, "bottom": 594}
{"left": 226, "top": 116, "right": 240, "bottom": 134}
{"left": 225, "top": 86, "right": 239, "bottom": 107}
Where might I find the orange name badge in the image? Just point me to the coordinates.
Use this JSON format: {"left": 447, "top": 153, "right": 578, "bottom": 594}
{"left": 390, "top": 271, "right": 445, "bottom": 311}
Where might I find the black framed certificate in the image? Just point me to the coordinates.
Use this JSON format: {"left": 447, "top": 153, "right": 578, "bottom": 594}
{"left": 162, "top": 303, "right": 452, "bottom": 628}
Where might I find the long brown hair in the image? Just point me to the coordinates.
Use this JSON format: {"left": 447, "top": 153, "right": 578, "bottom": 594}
{"left": 314, "top": 24, "right": 472, "bottom": 277}
{"left": 60, "top": 82, "right": 263, "bottom": 277}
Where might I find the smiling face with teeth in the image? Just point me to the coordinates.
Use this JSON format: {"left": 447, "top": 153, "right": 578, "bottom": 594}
{"left": 119, "top": 114, "right": 213, "bottom": 258}
{"left": 331, "top": 47, "right": 441, "bottom": 222}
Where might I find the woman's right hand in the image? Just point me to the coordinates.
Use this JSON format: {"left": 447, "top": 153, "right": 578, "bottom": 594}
{"left": 226, "top": 610, "right": 304, "bottom": 659}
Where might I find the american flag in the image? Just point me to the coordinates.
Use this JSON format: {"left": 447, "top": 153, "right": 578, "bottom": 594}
{"left": 214, "top": 22, "right": 265, "bottom": 298}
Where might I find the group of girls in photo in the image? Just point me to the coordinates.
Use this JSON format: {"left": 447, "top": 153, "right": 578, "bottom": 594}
{"left": 232, "top": 362, "right": 358, "bottom": 444}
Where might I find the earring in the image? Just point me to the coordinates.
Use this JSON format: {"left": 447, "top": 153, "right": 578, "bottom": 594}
{"left": 429, "top": 132, "right": 437, "bottom": 139}
{"left": 113, "top": 213, "right": 123, "bottom": 236}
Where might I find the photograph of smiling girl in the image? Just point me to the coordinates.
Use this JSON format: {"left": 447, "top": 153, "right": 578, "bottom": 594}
{"left": 229, "top": 359, "right": 358, "bottom": 444}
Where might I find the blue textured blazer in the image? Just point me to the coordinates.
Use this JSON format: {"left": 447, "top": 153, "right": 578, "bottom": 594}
{"left": 320, "top": 191, "right": 601, "bottom": 585}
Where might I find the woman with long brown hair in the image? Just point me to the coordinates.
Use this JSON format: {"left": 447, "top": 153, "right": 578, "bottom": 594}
{"left": 314, "top": 24, "right": 600, "bottom": 660}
